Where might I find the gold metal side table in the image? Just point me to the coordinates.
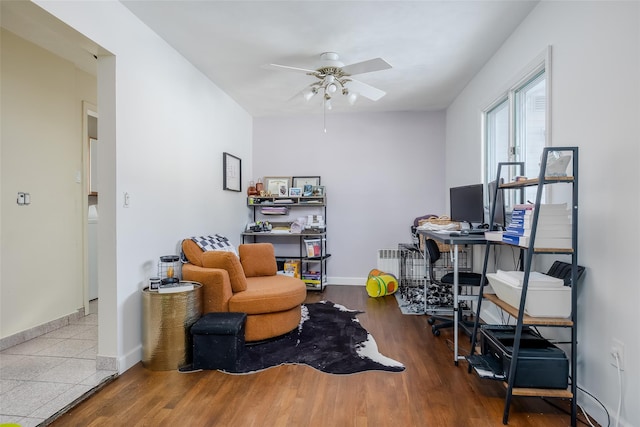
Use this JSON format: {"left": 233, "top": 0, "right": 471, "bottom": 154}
{"left": 142, "top": 282, "right": 203, "bottom": 371}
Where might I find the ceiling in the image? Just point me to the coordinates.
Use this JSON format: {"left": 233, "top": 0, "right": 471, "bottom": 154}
{"left": 2, "top": 1, "right": 539, "bottom": 117}
{"left": 120, "top": 1, "right": 538, "bottom": 117}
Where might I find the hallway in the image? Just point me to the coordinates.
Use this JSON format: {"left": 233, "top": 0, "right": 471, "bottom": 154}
{"left": 0, "top": 301, "right": 116, "bottom": 426}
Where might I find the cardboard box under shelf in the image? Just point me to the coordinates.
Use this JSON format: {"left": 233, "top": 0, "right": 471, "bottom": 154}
{"left": 283, "top": 260, "right": 301, "bottom": 278}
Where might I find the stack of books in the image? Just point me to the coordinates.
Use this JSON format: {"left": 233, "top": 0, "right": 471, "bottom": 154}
{"left": 502, "top": 203, "right": 572, "bottom": 249}
{"left": 158, "top": 281, "right": 194, "bottom": 293}
{"left": 302, "top": 271, "right": 324, "bottom": 287}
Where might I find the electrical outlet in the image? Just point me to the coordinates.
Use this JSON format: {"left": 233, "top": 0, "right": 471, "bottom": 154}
{"left": 610, "top": 338, "right": 625, "bottom": 371}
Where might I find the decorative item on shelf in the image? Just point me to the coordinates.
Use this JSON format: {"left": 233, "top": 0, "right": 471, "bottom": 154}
{"left": 292, "top": 176, "right": 321, "bottom": 189}
{"left": 149, "top": 277, "right": 161, "bottom": 291}
{"left": 264, "top": 176, "right": 292, "bottom": 198}
{"left": 312, "top": 185, "right": 325, "bottom": 196}
{"left": 158, "top": 255, "right": 181, "bottom": 283}
{"left": 248, "top": 221, "right": 272, "bottom": 232}
{"left": 544, "top": 150, "right": 571, "bottom": 177}
{"left": 255, "top": 179, "right": 264, "bottom": 193}
{"left": 247, "top": 181, "right": 258, "bottom": 196}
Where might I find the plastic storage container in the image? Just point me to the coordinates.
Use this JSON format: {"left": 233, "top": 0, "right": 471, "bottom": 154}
{"left": 486, "top": 272, "right": 571, "bottom": 317}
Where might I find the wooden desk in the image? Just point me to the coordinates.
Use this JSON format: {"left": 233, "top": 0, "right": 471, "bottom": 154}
{"left": 418, "top": 230, "right": 487, "bottom": 365}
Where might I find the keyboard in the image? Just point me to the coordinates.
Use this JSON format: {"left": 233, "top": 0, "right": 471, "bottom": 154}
{"left": 465, "top": 229, "right": 487, "bottom": 235}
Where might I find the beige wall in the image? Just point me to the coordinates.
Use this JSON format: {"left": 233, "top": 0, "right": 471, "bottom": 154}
{"left": 0, "top": 28, "right": 97, "bottom": 338}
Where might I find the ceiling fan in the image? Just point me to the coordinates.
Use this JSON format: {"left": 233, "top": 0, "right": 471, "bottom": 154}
{"left": 268, "top": 52, "right": 392, "bottom": 109}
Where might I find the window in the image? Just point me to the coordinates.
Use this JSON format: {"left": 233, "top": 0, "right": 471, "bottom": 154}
{"left": 484, "top": 47, "right": 550, "bottom": 212}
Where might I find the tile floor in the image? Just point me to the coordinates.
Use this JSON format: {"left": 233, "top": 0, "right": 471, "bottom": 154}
{"left": 0, "top": 301, "right": 117, "bottom": 426}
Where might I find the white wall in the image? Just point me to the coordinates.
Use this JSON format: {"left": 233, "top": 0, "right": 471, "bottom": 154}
{"left": 34, "top": 0, "right": 253, "bottom": 371}
{"left": 446, "top": 2, "right": 639, "bottom": 426}
{"left": 0, "top": 29, "right": 96, "bottom": 338}
{"left": 254, "top": 111, "right": 446, "bottom": 283}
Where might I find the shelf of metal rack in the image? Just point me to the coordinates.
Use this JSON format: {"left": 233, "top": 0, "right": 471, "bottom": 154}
{"left": 244, "top": 196, "right": 329, "bottom": 291}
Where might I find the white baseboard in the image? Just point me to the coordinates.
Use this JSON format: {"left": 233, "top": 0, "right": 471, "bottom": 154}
{"left": 119, "top": 344, "right": 142, "bottom": 374}
{"left": 0, "top": 307, "right": 85, "bottom": 351}
{"left": 327, "top": 277, "right": 366, "bottom": 286}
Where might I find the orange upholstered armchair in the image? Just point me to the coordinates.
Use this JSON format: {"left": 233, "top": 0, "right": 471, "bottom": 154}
{"left": 181, "top": 240, "right": 307, "bottom": 342}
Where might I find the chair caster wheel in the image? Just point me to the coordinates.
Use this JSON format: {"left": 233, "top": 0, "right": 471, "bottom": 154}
{"left": 428, "top": 317, "right": 435, "bottom": 325}
{"left": 432, "top": 326, "right": 440, "bottom": 336}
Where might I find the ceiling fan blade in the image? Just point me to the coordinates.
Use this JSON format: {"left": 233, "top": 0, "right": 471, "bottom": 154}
{"left": 264, "top": 63, "right": 318, "bottom": 74}
{"left": 341, "top": 58, "right": 392, "bottom": 76}
{"left": 347, "top": 79, "right": 386, "bottom": 101}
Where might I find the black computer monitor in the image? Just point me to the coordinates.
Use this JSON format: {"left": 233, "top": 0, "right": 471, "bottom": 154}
{"left": 450, "top": 183, "right": 484, "bottom": 227}
{"left": 488, "top": 179, "right": 506, "bottom": 230}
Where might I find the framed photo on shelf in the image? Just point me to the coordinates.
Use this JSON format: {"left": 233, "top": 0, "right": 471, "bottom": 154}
{"left": 292, "top": 176, "right": 321, "bottom": 188}
{"left": 223, "top": 152, "right": 241, "bottom": 192}
{"left": 312, "top": 185, "right": 325, "bottom": 197}
{"left": 264, "top": 176, "right": 291, "bottom": 197}
{"left": 302, "top": 184, "right": 313, "bottom": 196}
{"left": 289, "top": 187, "right": 302, "bottom": 197}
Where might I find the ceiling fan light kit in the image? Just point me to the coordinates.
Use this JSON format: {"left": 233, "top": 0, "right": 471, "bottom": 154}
{"left": 269, "top": 52, "right": 392, "bottom": 130}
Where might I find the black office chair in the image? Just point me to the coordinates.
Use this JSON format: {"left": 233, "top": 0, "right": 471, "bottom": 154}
{"left": 424, "top": 238, "right": 487, "bottom": 336}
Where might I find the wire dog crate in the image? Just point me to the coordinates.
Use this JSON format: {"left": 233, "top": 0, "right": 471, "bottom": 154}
{"left": 397, "top": 244, "right": 427, "bottom": 314}
{"left": 396, "top": 243, "right": 473, "bottom": 315}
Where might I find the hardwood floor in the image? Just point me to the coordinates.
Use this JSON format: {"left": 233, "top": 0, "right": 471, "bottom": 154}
{"left": 50, "top": 286, "right": 586, "bottom": 426}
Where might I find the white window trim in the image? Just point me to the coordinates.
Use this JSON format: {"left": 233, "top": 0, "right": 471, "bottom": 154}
{"left": 482, "top": 45, "right": 552, "bottom": 186}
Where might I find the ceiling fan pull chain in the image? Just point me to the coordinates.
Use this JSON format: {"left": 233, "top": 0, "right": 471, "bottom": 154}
{"left": 323, "top": 96, "right": 327, "bottom": 133}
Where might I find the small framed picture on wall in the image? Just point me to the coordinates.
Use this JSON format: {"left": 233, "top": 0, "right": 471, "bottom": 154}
{"left": 223, "top": 152, "right": 241, "bottom": 192}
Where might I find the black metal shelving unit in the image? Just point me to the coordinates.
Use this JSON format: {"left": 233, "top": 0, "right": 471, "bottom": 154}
{"left": 242, "top": 195, "right": 330, "bottom": 291}
{"left": 468, "top": 147, "right": 580, "bottom": 426}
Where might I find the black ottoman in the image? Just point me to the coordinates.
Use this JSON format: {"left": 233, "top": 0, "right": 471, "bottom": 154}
{"left": 191, "top": 312, "right": 247, "bottom": 370}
